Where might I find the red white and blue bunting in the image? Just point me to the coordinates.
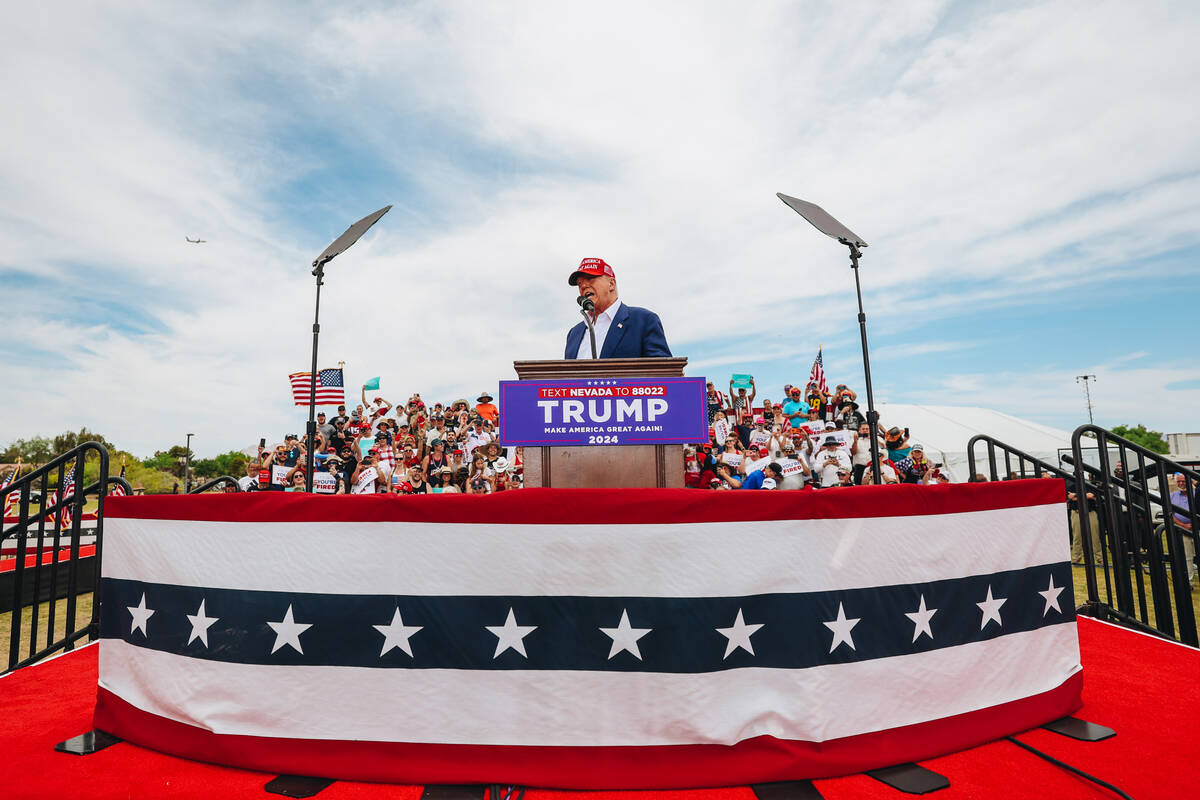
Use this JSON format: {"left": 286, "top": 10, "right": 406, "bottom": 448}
{"left": 95, "top": 482, "right": 1081, "bottom": 789}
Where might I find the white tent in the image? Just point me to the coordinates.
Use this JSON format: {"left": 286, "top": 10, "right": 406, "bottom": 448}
{"left": 874, "top": 402, "right": 1074, "bottom": 482}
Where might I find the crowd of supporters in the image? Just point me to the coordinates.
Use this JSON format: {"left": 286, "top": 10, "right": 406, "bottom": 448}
{"left": 245, "top": 375, "right": 947, "bottom": 494}
{"left": 683, "top": 377, "right": 947, "bottom": 490}
{"left": 241, "top": 389, "right": 518, "bottom": 494}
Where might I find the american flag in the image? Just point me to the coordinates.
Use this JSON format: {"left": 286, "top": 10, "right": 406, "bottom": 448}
{"left": 95, "top": 482, "right": 1081, "bottom": 788}
{"left": 808, "top": 346, "right": 828, "bottom": 396}
{"left": 59, "top": 464, "right": 77, "bottom": 530}
{"left": 289, "top": 368, "right": 345, "bottom": 406}
{"left": 1, "top": 464, "right": 19, "bottom": 519}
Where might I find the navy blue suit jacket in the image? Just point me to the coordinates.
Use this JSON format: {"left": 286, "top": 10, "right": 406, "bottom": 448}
{"left": 565, "top": 303, "right": 672, "bottom": 359}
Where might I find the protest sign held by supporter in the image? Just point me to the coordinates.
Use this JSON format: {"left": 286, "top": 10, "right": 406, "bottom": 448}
{"left": 352, "top": 465, "right": 379, "bottom": 494}
{"left": 748, "top": 420, "right": 771, "bottom": 448}
{"left": 712, "top": 415, "right": 730, "bottom": 447}
{"left": 778, "top": 458, "right": 807, "bottom": 476}
{"left": 796, "top": 420, "right": 827, "bottom": 437}
{"left": 809, "top": 428, "right": 854, "bottom": 455}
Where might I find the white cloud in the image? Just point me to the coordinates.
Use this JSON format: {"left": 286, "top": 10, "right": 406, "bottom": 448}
{"left": 930, "top": 360, "right": 1200, "bottom": 435}
{"left": 1, "top": 1, "right": 1198, "bottom": 457}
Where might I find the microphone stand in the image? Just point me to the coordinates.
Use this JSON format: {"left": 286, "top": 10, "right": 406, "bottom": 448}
{"left": 577, "top": 297, "right": 598, "bottom": 359}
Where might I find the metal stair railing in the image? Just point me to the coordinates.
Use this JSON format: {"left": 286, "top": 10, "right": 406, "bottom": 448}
{"left": 1, "top": 443, "right": 121, "bottom": 673}
{"left": 1072, "top": 425, "right": 1198, "bottom": 646}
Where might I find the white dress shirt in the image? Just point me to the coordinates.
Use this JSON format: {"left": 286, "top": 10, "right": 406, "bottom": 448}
{"left": 575, "top": 298, "right": 623, "bottom": 360}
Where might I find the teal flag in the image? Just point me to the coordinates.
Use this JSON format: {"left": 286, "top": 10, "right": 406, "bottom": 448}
{"left": 363, "top": 376, "right": 380, "bottom": 391}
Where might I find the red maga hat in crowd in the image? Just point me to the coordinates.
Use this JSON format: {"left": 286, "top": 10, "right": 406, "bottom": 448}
{"left": 568, "top": 257, "right": 615, "bottom": 285}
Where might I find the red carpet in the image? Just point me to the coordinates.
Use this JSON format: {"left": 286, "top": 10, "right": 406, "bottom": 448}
{"left": 2, "top": 617, "right": 1195, "bottom": 799}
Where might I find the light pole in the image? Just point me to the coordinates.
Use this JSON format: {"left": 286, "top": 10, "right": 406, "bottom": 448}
{"left": 776, "top": 193, "right": 883, "bottom": 484}
{"left": 304, "top": 206, "right": 392, "bottom": 491}
{"left": 1075, "top": 375, "right": 1096, "bottom": 424}
{"left": 184, "top": 432, "right": 194, "bottom": 493}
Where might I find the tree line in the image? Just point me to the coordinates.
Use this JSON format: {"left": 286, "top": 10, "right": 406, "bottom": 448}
{"left": 1, "top": 428, "right": 251, "bottom": 492}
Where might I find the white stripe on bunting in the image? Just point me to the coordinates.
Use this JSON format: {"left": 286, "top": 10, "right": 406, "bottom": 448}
{"left": 103, "top": 502, "right": 1067, "bottom": 597}
{"left": 99, "top": 624, "right": 1079, "bottom": 747}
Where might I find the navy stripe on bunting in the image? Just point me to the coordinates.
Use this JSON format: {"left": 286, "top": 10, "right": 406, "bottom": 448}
{"left": 99, "top": 564, "right": 1075, "bottom": 673}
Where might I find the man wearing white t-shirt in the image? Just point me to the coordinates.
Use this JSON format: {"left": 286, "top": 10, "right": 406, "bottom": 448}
{"left": 464, "top": 419, "right": 493, "bottom": 461}
{"left": 814, "top": 437, "right": 852, "bottom": 487}
{"left": 425, "top": 414, "right": 449, "bottom": 446}
{"left": 776, "top": 442, "right": 813, "bottom": 490}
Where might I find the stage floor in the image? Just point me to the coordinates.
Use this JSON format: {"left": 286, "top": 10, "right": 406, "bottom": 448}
{"left": 2, "top": 616, "right": 1195, "bottom": 799}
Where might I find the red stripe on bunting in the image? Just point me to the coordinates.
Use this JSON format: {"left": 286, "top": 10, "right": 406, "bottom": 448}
{"left": 105, "top": 480, "right": 1065, "bottom": 525}
{"left": 93, "top": 672, "right": 1081, "bottom": 789}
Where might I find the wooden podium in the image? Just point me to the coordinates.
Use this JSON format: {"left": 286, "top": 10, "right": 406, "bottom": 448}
{"left": 512, "top": 357, "right": 689, "bottom": 489}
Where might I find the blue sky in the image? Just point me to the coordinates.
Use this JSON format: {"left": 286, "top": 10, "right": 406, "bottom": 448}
{"left": 1, "top": 1, "right": 1198, "bottom": 458}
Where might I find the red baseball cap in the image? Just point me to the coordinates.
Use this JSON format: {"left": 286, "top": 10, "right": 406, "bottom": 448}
{"left": 568, "top": 257, "right": 615, "bottom": 285}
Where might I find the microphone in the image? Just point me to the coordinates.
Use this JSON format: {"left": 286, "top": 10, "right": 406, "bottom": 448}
{"left": 576, "top": 295, "right": 598, "bottom": 358}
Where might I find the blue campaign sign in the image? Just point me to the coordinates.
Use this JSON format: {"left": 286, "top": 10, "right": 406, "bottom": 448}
{"left": 498, "top": 377, "right": 708, "bottom": 447}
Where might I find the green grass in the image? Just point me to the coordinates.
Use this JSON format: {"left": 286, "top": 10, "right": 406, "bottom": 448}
{"left": 1071, "top": 564, "right": 1199, "bottom": 635}
{"left": 0, "top": 593, "right": 93, "bottom": 670}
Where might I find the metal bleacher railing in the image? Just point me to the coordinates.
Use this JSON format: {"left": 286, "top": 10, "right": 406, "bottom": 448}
{"left": 1, "top": 443, "right": 131, "bottom": 673}
{"left": 970, "top": 425, "right": 1199, "bottom": 646}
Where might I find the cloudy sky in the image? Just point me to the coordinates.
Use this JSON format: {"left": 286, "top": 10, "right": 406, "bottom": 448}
{"left": 3, "top": 1, "right": 1198, "bottom": 458}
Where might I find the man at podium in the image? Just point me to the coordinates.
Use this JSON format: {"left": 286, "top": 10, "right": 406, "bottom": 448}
{"left": 565, "top": 257, "right": 672, "bottom": 359}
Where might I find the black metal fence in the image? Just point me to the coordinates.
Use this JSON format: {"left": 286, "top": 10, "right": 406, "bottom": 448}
{"left": 189, "top": 475, "right": 240, "bottom": 493}
{"left": 1071, "top": 425, "right": 1198, "bottom": 646}
{"left": 967, "top": 436, "right": 1075, "bottom": 483}
{"left": 1, "top": 443, "right": 130, "bottom": 674}
{"left": 969, "top": 426, "right": 1199, "bottom": 646}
